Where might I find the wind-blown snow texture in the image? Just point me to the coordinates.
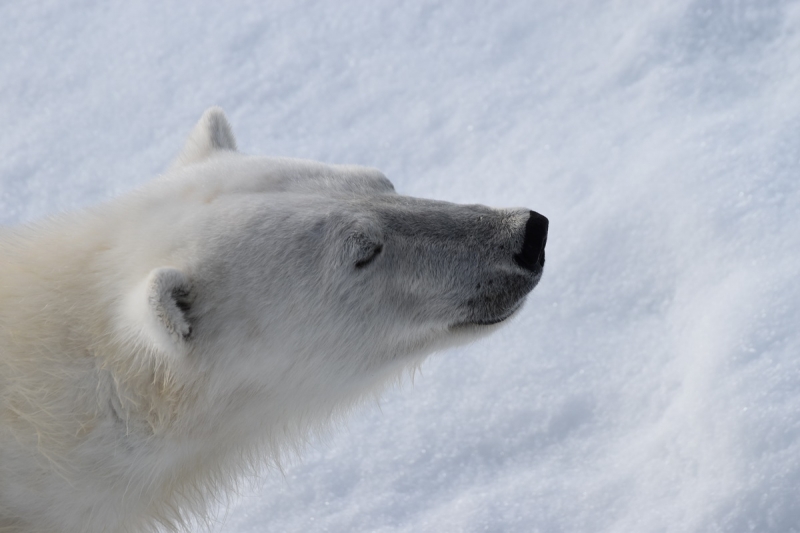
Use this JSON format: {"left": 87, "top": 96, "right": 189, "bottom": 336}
{"left": 2, "top": 2, "right": 800, "bottom": 532}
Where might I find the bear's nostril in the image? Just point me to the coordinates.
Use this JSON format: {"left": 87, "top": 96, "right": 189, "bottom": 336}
{"left": 514, "top": 210, "right": 548, "bottom": 272}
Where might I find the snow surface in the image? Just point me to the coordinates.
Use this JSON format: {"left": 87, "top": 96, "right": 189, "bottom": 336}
{"left": 2, "top": 1, "right": 800, "bottom": 532}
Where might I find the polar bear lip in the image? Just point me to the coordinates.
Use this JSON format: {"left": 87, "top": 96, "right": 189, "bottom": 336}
{"left": 449, "top": 314, "right": 512, "bottom": 329}
{"left": 450, "top": 299, "right": 525, "bottom": 329}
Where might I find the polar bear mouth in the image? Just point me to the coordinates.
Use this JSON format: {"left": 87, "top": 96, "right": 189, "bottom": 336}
{"left": 450, "top": 298, "right": 526, "bottom": 329}
{"left": 450, "top": 258, "right": 543, "bottom": 330}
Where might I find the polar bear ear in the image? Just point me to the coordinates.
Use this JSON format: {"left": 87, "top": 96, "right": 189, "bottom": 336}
{"left": 146, "top": 267, "right": 193, "bottom": 341}
{"left": 171, "top": 107, "right": 237, "bottom": 170}
{"left": 122, "top": 267, "right": 194, "bottom": 356}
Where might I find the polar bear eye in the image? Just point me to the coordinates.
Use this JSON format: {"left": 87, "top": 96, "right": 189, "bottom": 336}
{"left": 355, "top": 243, "right": 383, "bottom": 269}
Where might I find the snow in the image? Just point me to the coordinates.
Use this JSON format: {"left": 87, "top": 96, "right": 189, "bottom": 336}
{"left": 2, "top": 1, "right": 800, "bottom": 531}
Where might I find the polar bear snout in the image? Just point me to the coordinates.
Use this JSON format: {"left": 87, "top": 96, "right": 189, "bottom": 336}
{"left": 514, "top": 210, "right": 548, "bottom": 272}
{"left": 450, "top": 209, "right": 548, "bottom": 328}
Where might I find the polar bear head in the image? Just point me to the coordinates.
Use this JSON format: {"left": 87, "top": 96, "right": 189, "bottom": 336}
{"left": 0, "top": 108, "right": 548, "bottom": 533}
{"left": 114, "top": 108, "right": 548, "bottom": 431}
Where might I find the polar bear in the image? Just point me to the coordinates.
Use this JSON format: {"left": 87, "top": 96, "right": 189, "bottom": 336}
{"left": 0, "top": 108, "right": 548, "bottom": 533}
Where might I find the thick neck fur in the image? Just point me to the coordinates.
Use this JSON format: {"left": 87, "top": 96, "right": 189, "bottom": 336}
{"left": 0, "top": 217, "right": 245, "bottom": 532}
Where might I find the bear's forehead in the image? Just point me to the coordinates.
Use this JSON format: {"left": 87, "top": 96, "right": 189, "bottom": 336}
{"left": 220, "top": 155, "right": 395, "bottom": 197}
{"left": 150, "top": 154, "right": 397, "bottom": 216}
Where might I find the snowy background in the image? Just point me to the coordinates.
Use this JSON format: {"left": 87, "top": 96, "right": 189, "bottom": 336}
{"left": 2, "top": 1, "right": 800, "bottom": 532}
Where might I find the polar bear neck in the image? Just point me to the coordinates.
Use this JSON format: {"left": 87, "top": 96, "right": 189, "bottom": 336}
{"left": 0, "top": 216, "right": 272, "bottom": 532}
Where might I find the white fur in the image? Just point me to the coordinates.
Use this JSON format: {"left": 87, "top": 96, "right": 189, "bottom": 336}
{"left": 0, "top": 109, "right": 545, "bottom": 532}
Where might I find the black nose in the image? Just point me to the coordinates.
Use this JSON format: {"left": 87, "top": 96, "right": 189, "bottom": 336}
{"left": 514, "top": 211, "right": 548, "bottom": 271}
